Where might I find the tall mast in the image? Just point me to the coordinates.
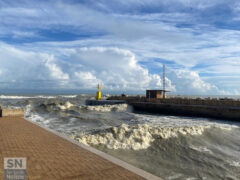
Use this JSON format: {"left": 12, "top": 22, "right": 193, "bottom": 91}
{"left": 163, "top": 64, "right": 165, "bottom": 99}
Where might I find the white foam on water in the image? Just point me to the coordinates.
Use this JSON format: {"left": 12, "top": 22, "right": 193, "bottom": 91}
{"left": 57, "top": 101, "right": 74, "bottom": 110}
{"left": 35, "top": 95, "right": 57, "bottom": 99}
{"left": 76, "top": 123, "right": 209, "bottom": 150}
{"left": 25, "top": 104, "right": 32, "bottom": 117}
{"left": 189, "top": 146, "right": 213, "bottom": 154}
{"left": 0, "top": 95, "right": 57, "bottom": 99}
{"left": 217, "top": 126, "right": 232, "bottom": 131}
{"left": 0, "top": 95, "right": 77, "bottom": 99}
{"left": 59, "top": 95, "right": 77, "bottom": 98}
{"left": 82, "top": 104, "right": 128, "bottom": 112}
{"left": 167, "top": 173, "right": 183, "bottom": 180}
{"left": 131, "top": 113, "right": 239, "bottom": 129}
{"left": 25, "top": 105, "right": 58, "bottom": 129}
{"left": 186, "top": 177, "right": 205, "bottom": 180}
{"left": 55, "top": 103, "right": 128, "bottom": 112}
{"left": 229, "top": 161, "right": 240, "bottom": 167}
{"left": 0, "top": 95, "right": 34, "bottom": 99}
{"left": 25, "top": 110, "right": 45, "bottom": 124}
{"left": 0, "top": 105, "right": 22, "bottom": 109}
{"left": 25, "top": 105, "right": 42, "bottom": 121}
{"left": 25, "top": 104, "right": 48, "bottom": 124}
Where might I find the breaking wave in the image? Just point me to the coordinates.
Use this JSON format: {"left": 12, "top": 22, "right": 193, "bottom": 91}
{"left": 229, "top": 161, "right": 240, "bottom": 167}
{"left": 24, "top": 101, "right": 132, "bottom": 134}
{"left": 75, "top": 123, "right": 209, "bottom": 150}
{"left": 189, "top": 145, "right": 213, "bottom": 154}
{"left": 0, "top": 95, "right": 77, "bottom": 99}
{"left": 57, "top": 101, "right": 74, "bottom": 110}
{"left": 81, "top": 104, "right": 128, "bottom": 112}
{"left": 3, "top": 95, "right": 240, "bottom": 179}
{"left": 25, "top": 99, "right": 128, "bottom": 113}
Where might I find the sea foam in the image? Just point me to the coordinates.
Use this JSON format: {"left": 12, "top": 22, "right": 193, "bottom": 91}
{"left": 56, "top": 102, "right": 128, "bottom": 112}
{"left": 82, "top": 104, "right": 128, "bottom": 112}
{"left": 0, "top": 95, "right": 77, "bottom": 99}
{"left": 76, "top": 124, "right": 209, "bottom": 150}
{"left": 57, "top": 101, "right": 74, "bottom": 110}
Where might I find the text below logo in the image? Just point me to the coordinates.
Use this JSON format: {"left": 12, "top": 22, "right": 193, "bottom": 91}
{"left": 4, "top": 158, "right": 26, "bottom": 180}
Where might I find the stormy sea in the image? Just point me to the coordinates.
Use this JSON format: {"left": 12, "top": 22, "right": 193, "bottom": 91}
{"left": 0, "top": 94, "right": 239, "bottom": 180}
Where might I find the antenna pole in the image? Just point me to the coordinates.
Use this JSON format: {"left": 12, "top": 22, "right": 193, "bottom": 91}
{"left": 163, "top": 64, "right": 165, "bottom": 99}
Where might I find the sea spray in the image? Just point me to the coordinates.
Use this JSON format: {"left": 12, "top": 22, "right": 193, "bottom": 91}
{"left": 58, "top": 101, "right": 74, "bottom": 110}
{"left": 75, "top": 124, "right": 210, "bottom": 150}
{"left": 3, "top": 95, "right": 240, "bottom": 179}
{"left": 83, "top": 104, "right": 128, "bottom": 112}
{"left": 51, "top": 102, "right": 128, "bottom": 112}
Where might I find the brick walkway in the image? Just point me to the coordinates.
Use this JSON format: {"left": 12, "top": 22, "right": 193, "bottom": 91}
{"left": 0, "top": 117, "right": 155, "bottom": 180}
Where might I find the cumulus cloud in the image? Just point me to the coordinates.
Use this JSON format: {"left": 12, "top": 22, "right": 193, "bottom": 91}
{"left": 0, "top": 43, "right": 171, "bottom": 92}
{"left": 168, "top": 69, "right": 222, "bottom": 95}
{"left": 0, "top": 42, "right": 228, "bottom": 94}
{"left": 0, "top": 0, "right": 239, "bottom": 95}
{"left": 45, "top": 56, "right": 69, "bottom": 80}
{"left": 0, "top": 43, "right": 61, "bottom": 89}
{"left": 55, "top": 47, "right": 171, "bottom": 91}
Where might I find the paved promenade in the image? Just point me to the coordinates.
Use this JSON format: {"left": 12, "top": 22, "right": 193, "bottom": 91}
{"left": 0, "top": 116, "right": 161, "bottom": 180}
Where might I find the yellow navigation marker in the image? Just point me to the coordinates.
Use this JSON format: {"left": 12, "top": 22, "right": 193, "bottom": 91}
{"left": 96, "top": 84, "right": 101, "bottom": 100}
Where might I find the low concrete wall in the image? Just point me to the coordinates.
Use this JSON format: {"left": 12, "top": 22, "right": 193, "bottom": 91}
{"left": 130, "top": 102, "right": 240, "bottom": 121}
{"left": 0, "top": 108, "right": 25, "bottom": 117}
{"left": 108, "top": 96, "right": 240, "bottom": 107}
{"left": 86, "top": 100, "right": 126, "bottom": 105}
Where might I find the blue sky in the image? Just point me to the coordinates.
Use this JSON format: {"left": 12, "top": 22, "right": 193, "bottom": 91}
{"left": 0, "top": 0, "right": 240, "bottom": 95}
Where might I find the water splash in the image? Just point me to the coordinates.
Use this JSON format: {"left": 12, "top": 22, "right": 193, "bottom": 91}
{"left": 75, "top": 123, "right": 209, "bottom": 150}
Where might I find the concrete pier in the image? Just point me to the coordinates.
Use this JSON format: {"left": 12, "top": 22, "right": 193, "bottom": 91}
{"left": 130, "top": 102, "right": 240, "bottom": 121}
{"left": 0, "top": 116, "right": 161, "bottom": 180}
{"left": 86, "top": 99, "right": 126, "bottom": 106}
{"left": 108, "top": 96, "right": 240, "bottom": 121}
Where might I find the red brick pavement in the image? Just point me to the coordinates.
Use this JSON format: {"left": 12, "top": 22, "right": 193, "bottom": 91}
{"left": 0, "top": 117, "right": 148, "bottom": 180}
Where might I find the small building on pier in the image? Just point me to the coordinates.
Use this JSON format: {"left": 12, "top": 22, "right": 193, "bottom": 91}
{"left": 146, "top": 90, "right": 168, "bottom": 99}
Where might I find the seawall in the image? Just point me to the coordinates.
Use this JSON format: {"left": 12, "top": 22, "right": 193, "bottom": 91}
{"left": 0, "top": 108, "right": 24, "bottom": 117}
{"left": 108, "top": 96, "right": 240, "bottom": 121}
{"left": 86, "top": 99, "right": 126, "bottom": 105}
{"left": 130, "top": 102, "right": 240, "bottom": 121}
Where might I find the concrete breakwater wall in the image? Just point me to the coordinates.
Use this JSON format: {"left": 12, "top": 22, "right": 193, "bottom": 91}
{"left": 0, "top": 108, "right": 25, "bottom": 117}
{"left": 108, "top": 96, "right": 240, "bottom": 107}
{"left": 108, "top": 96, "right": 240, "bottom": 120}
{"left": 86, "top": 99, "right": 126, "bottom": 105}
{"left": 130, "top": 102, "right": 240, "bottom": 121}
